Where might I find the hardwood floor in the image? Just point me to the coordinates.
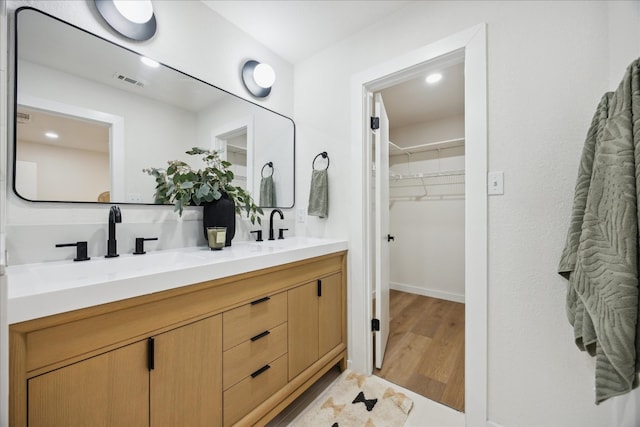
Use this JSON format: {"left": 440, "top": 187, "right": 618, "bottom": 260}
{"left": 375, "top": 290, "right": 465, "bottom": 412}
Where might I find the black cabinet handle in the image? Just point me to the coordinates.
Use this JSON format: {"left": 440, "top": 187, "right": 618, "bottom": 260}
{"left": 147, "top": 337, "right": 155, "bottom": 371}
{"left": 317, "top": 279, "right": 322, "bottom": 297}
{"left": 250, "top": 330, "right": 271, "bottom": 342}
{"left": 251, "top": 364, "right": 271, "bottom": 378}
{"left": 251, "top": 296, "right": 271, "bottom": 305}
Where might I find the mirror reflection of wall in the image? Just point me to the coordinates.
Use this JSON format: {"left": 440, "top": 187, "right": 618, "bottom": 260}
{"left": 14, "top": 8, "right": 296, "bottom": 208}
{"left": 222, "top": 130, "right": 248, "bottom": 189}
{"left": 16, "top": 106, "right": 110, "bottom": 202}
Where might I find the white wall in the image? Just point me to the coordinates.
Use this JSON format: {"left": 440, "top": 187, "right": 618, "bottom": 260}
{"left": 389, "top": 112, "right": 465, "bottom": 301}
{"left": 4, "top": 0, "right": 294, "bottom": 266}
{"left": 17, "top": 140, "right": 109, "bottom": 201}
{"left": 389, "top": 142, "right": 465, "bottom": 301}
{"left": 391, "top": 114, "right": 464, "bottom": 147}
{"left": 293, "top": 1, "right": 640, "bottom": 426}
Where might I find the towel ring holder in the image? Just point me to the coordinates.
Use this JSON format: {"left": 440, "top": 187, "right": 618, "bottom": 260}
{"left": 312, "top": 152, "right": 330, "bottom": 170}
{"left": 261, "top": 162, "right": 274, "bottom": 178}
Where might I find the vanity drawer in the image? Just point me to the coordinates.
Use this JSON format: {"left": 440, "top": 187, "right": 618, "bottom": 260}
{"left": 223, "top": 354, "right": 288, "bottom": 427}
{"left": 223, "top": 292, "right": 287, "bottom": 350}
{"left": 223, "top": 322, "right": 287, "bottom": 390}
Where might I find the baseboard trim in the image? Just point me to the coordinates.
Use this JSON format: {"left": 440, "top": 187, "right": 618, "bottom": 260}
{"left": 390, "top": 282, "right": 465, "bottom": 303}
{"left": 487, "top": 421, "right": 504, "bottom": 427}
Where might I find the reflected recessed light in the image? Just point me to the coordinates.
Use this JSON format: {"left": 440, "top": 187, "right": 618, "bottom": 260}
{"left": 426, "top": 73, "right": 443, "bottom": 84}
{"left": 45, "top": 132, "right": 59, "bottom": 139}
{"left": 141, "top": 56, "right": 160, "bottom": 68}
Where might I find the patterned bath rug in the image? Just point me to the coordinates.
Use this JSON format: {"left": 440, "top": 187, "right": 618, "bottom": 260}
{"left": 291, "top": 370, "right": 413, "bottom": 426}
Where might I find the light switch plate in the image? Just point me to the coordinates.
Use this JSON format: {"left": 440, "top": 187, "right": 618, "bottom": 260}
{"left": 296, "top": 207, "right": 306, "bottom": 223}
{"left": 488, "top": 171, "right": 504, "bottom": 195}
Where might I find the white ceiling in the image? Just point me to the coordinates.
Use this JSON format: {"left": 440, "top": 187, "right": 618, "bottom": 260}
{"left": 380, "top": 61, "right": 465, "bottom": 129}
{"left": 201, "top": 1, "right": 411, "bottom": 64}
{"left": 201, "top": 1, "right": 464, "bottom": 134}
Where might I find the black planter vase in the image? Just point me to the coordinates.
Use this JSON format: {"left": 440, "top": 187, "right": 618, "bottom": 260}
{"left": 202, "top": 193, "right": 236, "bottom": 246}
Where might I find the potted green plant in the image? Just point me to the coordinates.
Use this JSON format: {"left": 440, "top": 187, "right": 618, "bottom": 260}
{"left": 144, "top": 147, "right": 263, "bottom": 246}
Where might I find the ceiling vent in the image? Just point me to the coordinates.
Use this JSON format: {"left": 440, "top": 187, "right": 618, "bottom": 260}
{"left": 113, "top": 73, "right": 145, "bottom": 88}
{"left": 16, "top": 111, "right": 31, "bottom": 124}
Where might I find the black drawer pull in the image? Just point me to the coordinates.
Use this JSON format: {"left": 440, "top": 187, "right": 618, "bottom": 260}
{"left": 251, "top": 364, "right": 271, "bottom": 378}
{"left": 251, "top": 330, "right": 271, "bottom": 342}
{"left": 251, "top": 296, "right": 271, "bottom": 305}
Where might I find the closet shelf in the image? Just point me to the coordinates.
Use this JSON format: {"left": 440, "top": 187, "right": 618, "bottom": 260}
{"left": 389, "top": 137, "right": 464, "bottom": 155}
{"left": 390, "top": 169, "right": 465, "bottom": 180}
{"left": 390, "top": 169, "right": 464, "bottom": 200}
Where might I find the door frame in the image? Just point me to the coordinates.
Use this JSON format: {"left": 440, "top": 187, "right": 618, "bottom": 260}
{"left": 348, "top": 24, "right": 487, "bottom": 425}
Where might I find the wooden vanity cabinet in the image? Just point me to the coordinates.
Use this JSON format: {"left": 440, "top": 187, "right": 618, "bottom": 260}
{"left": 26, "top": 315, "right": 222, "bottom": 427}
{"left": 28, "top": 339, "right": 150, "bottom": 426}
{"left": 288, "top": 272, "right": 343, "bottom": 379}
{"left": 150, "top": 315, "right": 222, "bottom": 426}
{"left": 10, "top": 251, "right": 347, "bottom": 427}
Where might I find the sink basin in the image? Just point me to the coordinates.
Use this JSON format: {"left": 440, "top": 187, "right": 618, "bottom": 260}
{"left": 32, "top": 250, "right": 201, "bottom": 283}
{"left": 6, "top": 237, "right": 348, "bottom": 324}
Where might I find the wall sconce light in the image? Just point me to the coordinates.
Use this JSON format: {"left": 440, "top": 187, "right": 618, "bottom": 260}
{"left": 242, "top": 60, "right": 276, "bottom": 98}
{"left": 95, "top": 0, "right": 157, "bottom": 41}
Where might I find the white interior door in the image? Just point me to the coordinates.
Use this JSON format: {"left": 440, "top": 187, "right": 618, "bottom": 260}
{"left": 374, "top": 93, "right": 391, "bottom": 369}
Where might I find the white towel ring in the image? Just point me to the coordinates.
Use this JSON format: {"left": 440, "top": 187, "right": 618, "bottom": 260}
{"left": 312, "top": 152, "right": 330, "bottom": 170}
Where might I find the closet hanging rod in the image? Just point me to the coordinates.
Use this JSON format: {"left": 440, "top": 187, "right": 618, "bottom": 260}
{"left": 389, "top": 137, "right": 464, "bottom": 155}
{"left": 389, "top": 169, "right": 465, "bottom": 180}
{"left": 390, "top": 193, "right": 465, "bottom": 202}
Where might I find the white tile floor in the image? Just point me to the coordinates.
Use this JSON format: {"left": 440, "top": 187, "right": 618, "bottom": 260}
{"left": 376, "top": 376, "right": 465, "bottom": 427}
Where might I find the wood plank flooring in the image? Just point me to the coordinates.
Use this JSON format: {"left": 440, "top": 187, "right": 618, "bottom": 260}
{"left": 375, "top": 290, "right": 465, "bottom": 412}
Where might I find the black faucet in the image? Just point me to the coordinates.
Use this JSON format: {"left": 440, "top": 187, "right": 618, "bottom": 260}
{"left": 106, "top": 205, "right": 122, "bottom": 258}
{"left": 269, "top": 209, "right": 284, "bottom": 240}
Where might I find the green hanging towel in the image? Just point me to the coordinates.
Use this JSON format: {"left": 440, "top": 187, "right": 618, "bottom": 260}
{"left": 308, "top": 169, "right": 328, "bottom": 218}
{"left": 260, "top": 175, "right": 276, "bottom": 206}
{"left": 558, "top": 58, "right": 640, "bottom": 404}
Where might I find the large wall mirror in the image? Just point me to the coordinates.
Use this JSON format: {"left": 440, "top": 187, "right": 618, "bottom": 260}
{"left": 13, "top": 7, "right": 295, "bottom": 208}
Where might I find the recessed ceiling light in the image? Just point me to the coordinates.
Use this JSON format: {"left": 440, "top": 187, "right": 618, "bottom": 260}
{"left": 141, "top": 56, "right": 160, "bottom": 68}
{"left": 426, "top": 73, "right": 443, "bottom": 84}
{"left": 45, "top": 132, "right": 59, "bottom": 139}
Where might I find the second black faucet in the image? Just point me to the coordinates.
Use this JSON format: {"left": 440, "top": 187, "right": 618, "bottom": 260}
{"left": 269, "top": 209, "right": 284, "bottom": 241}
{"left": 106, "top": 205, "right": 122, "bottom": 258}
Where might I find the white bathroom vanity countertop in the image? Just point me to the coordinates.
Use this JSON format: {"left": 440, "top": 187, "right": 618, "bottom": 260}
{"left": 6, "top": 237, "right": 348, "bottom": 324}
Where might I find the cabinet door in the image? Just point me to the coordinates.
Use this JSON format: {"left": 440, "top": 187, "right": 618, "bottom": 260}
{"left": 318, "top": 272, "right": 343, "bottom": 357}
{"left": 288, "top": 282, "right": 319, "bottom": 379}
{"left": 151, "top": 315, "right": 222, "bottom": 427}
{"left": 28, "top": 340, "right": 149, "bottom": 427}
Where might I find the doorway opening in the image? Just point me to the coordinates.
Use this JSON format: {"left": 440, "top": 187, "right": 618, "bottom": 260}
{"left": 349, "top": 23, "right": 486, "bottom": 425}
{"left": 212, "top": 117, "right": 254, "bottom": 194}
{"left": 372, "top": 58, "right": 466, "bottom": 411}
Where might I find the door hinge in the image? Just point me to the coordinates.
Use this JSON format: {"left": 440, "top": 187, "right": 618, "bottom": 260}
{"left": 371, "top": 318, "right": 380, "bottom": 332}
{"left": 370, "top": 117, "right": 380, "bottom": 130}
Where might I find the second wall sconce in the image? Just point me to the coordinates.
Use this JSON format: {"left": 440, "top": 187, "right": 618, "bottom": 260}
{"left": 242, "top": 60, "right": 276, "bottom": 98}
{"left": 95, "top": 0, "right": 157, "bottom": 41}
